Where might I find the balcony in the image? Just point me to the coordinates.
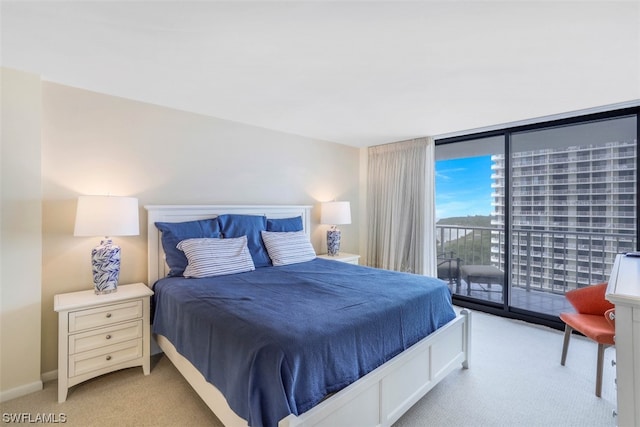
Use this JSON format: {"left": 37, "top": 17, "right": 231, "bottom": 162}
{"left": 436, "top": 224, "right": 637, "bottom": 316}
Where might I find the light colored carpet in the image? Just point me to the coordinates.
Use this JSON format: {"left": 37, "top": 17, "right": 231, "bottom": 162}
{"left": 1, "top": 308, "right": 617, "bottom": 426}
{"left": 395, "top": 309, "right": 617, "bottom": 427}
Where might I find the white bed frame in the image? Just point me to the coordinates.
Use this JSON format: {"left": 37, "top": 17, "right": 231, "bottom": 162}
{"left": 146, "top": 204, "right": 471, "bottom": 427}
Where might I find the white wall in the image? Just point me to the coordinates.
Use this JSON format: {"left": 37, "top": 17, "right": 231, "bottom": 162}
{"left": 0, "top": 68, "right": 43, "bottom": 401}
{"left": 39, "top": 82, "right": 361, "bottom": 375}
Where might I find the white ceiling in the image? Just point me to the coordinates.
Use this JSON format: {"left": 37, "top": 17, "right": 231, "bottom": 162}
{"left": 2, "top": 1, "right": 639, "bottom": 147}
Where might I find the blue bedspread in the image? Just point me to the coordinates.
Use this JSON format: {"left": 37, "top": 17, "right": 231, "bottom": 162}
{"left": 152, "top": 258, "right": 455, "bottom": 427}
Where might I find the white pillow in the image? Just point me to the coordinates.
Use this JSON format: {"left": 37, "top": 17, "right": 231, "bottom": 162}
{"left": 177, "top": 236, "right": 255, "bottom": 278}
{"left": 261, "top": 231, "right": 316, "bottom": 266}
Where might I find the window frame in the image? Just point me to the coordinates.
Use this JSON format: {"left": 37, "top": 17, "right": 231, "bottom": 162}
{"left": 435, "top": 106, "right": 640, "bottom": 329}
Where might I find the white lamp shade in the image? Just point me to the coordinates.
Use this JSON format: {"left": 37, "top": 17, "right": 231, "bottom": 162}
{"left": 74, "top": 196, "right": 140, "bottom": 237}
{"left": 321, "top": 201, "right": 351, "bottom": 225}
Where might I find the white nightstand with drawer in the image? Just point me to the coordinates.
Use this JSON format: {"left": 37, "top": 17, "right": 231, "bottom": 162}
{"left": 318, "top": 252, "right": 360, "bottom": 265}
{"left": 54, "top": 283, "right": 153, "bottom": 403}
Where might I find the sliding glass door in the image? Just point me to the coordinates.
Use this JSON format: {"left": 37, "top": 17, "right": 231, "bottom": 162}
{"left": 509, "top": 115, "right": 637, "bottom": 316}
{"left": 436, "top": 108, "right": 639, "bottom": 325}
{"left": 435, "top": 135, "right": 505, "bottom": 306}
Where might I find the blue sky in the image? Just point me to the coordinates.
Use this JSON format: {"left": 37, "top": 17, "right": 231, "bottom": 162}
{"left": 435, "top": 155, "right": 493, "bottom": 220}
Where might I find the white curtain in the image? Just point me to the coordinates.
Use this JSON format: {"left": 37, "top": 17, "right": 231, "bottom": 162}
{"left": 366, "top": 137, "right": 436, "bottom": 276}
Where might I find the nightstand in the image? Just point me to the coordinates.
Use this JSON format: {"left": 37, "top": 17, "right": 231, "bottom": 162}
{"left": 318, "top": 252, "right": 360, "bottom": 265}
{"left": 54, "top": 282, "right": 154, "bottom": 403}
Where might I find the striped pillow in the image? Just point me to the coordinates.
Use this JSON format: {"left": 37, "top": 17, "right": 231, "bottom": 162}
{"left": 177, "top": 236, "right": 255, "bottom": 278}
{"left": 261, "top": 231, "right": 316, "bottom": 266}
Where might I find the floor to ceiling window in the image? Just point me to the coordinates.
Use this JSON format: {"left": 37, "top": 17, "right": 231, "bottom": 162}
{"left": 435, "top": 135, "right": 506, "bottom": 307}
{"left": 435, "top": 107, "right": 639, "bottom": 327}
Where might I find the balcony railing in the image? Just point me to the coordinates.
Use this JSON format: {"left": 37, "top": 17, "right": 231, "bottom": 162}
{"left": 436, "top": 224, "right": 637, "bottom": 296}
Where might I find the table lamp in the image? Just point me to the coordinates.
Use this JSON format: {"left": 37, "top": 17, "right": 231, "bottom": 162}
{"left": 321, "top": 201, "right": 351, "bottom": 256}
{"left": 74, "top": 195, "right": 139, "bottom": 294}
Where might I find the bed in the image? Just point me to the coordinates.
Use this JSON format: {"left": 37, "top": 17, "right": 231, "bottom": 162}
{"left": 146, "top": 205, "right": 471, "bottom": 427}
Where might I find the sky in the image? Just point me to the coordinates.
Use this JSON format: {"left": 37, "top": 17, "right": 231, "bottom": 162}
{"left": 435, "top": 155, "right": 493, "bottom": 220}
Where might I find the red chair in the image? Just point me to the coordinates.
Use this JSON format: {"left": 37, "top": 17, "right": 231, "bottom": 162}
{"left": 559, "top": 283, "right": 615, "bottom": 397}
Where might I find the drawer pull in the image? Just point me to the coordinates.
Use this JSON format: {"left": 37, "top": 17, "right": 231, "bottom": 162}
{"left": 106, "top": 313, "right": 112, "bottom": 318}
{"left": 106, "top": 335, "right": 112, "bottom": 340}
{"left": 106, "top": 355, "right": 112, "bottom": 361}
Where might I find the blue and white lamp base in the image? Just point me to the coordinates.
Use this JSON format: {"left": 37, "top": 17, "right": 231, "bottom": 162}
{"left": 327, "top": 229, "right": 342, "bottom": 256}
{"left": 91, "top": 239, "right": 121, "bottom": 294}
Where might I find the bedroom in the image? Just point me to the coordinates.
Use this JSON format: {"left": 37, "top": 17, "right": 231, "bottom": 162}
{"left": 1, "top": 1, "right": 639, "bottom": 426}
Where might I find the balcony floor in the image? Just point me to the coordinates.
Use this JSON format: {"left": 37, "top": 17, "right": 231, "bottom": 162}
{"left": 449, "top": 280, "right": 574, "bottom": 317}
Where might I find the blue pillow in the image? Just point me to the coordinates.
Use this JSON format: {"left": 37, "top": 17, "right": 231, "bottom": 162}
{"left": 155, "top": 219, "right": 221, "bottom": 277}
{"left": 217, "top": 214, "right": 271, "bottom": 267}
{"left": 266, "top": 216, "right": 303, "bottom": 232}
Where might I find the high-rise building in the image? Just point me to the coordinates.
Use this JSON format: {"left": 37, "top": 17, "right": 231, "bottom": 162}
{"left": 490, "top": 140, "right": 637, "bottom": 293}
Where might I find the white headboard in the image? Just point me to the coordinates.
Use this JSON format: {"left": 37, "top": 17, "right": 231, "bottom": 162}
{"left": 145, "top": 205, "right": 313, "bottom": 286}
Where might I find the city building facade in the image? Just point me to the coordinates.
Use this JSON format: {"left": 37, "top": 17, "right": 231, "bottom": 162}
{"left": 491, "top": 139, "right": 637, "bottom": 293}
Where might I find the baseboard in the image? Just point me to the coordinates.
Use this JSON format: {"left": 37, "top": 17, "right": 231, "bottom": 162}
{"left": 0, "top": 380, "right": 43, "bottom": 403}
{"left": 41, "top": 370, "right": 58, "bottom": 383}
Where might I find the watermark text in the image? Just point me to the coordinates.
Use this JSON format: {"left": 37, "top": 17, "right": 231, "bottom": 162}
{"left": 2, "top": 413, "right": 67, "bottom": 424}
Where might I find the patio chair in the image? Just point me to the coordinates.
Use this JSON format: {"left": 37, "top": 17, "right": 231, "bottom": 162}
{"left": 437, "top": 252, "right": 461, "bottom": 293}
{"left": 559, "top": 282, "right": 615, "bottom": 397}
